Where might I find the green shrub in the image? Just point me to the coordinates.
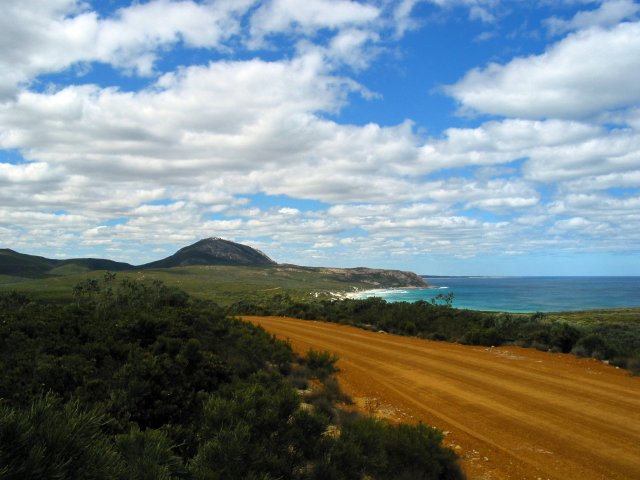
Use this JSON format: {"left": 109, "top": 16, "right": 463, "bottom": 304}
{"left": 0, "top": 284, "right": 467, "bottom": 480}
{"left": 549, "top": 323, "right": 581, "bottom": 353}
{"left": 462, "top": 327, "right": 504, "bottom": 346}
{"left": 627, "top": 357, "right": 640, "bottom": 376}
{"left": 572, "top": 334, "right": 613, "bottom": 360}
{"left": 314, "top": 417, "right": 463, "bottom": 480}
{"left": 304, "top": 349, "right": 339, "bottom": 380}
{"left": 115, "top": 426, "right": 186, "bottom": 480}
{"left": 0, "top": 394, "right": 123, "bottom": 480}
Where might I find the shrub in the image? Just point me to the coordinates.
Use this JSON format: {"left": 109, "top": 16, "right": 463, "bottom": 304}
{"left": 314, "top": 417, "right": 464, "bottom": 480}
{"left": 304, "top": 349, "right": 339, "bottom": 380}
{"left": 115, "top": 426, "right": 186, "bottom": 480}
{"left": 463, "top": 327, "right": 504, "bottom": 347}
{"left": 549, "top": 323, "right": 581, "bottom": 353}
{"left": 627, "top": 357, "right": 640, "bottom": 376}
{"left": 0, "top": 394, "right": 123, "bottom": 479}
{"left": 571, "top": 334, "right": 613, "bottom": 360}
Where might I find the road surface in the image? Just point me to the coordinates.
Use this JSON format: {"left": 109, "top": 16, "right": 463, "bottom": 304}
{"left": 244, "top": 316, "right": 640, "bottom": 480}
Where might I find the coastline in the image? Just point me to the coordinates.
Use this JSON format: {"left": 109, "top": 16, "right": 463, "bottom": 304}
{"left": 333, "top": 285, "right": 440, "bottom": 301}
{"left": 324, "top": 276, "right": 640, "bottom": 313}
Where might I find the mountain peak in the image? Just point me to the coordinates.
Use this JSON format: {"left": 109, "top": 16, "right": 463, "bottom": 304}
{"left": 142, "top": 238, "right": 276, "bottom": 269}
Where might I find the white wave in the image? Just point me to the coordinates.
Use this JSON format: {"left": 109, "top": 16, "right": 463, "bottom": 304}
{"left": 347, "top": 288, "right": 410, "bottom": 299}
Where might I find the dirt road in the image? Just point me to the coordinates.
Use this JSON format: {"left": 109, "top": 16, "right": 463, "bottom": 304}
{"left": 243, "top": 316, "right": 640, "bottom": 480}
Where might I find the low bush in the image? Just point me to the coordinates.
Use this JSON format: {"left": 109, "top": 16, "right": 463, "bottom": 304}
{"left": 627, "top": 357, "right": 640, "bottom": 376}
{"left": 0, "top": 283, "right": 464, "bottom": 480}
{"left": 314, "top": 417, "right": 464, "bottom": 480}
{"left": 304, "top": 349, "right": 339, "bottom": 379}
{"left": 0, "top": 394, "right": 123, "bottom": 479}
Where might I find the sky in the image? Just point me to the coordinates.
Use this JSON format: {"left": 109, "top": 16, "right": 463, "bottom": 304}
{"left": 1, "top": 0, "right": 640, "bottom": 275}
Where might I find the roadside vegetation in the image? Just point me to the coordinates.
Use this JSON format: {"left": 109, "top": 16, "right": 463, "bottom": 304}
{"left": 0, "top": 275, "right": 463, "bottom": 480}
{"left": 229, "top": 294, "right": 640, "bottom": 375}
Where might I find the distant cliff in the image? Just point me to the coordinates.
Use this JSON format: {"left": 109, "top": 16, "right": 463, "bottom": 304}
{"left": 278, "top": 265, "right": 429, "bottom": 288}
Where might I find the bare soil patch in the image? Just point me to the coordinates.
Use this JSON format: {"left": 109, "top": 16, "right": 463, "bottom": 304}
{"left": 244, "top": 316, "right": 640, "bottom": 480}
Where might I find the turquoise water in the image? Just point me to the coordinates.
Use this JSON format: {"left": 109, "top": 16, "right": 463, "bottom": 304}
{"left": 355, "top": 276, "right": 640, "bottom": 313}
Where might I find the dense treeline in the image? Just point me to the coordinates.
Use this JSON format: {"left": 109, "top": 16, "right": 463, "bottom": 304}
{"left": 229, "top": 294, "right": 640, "bottom": 374}
{"left": 0, "top": 276, "right": 463, "bottom": 479}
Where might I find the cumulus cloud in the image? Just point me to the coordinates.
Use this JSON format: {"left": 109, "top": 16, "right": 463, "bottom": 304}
{"left": 250, "top": 0, "right": 380, "bottom": 41}
{"left": 546, "top": 0, "right": 640, "bottom": 35}
{"left": 2, "top": 0, "right": 640, "bottom": 267}
{"left": 94, "top": 0, "right": 254, "bottom": 75}
{"left": 0, "top": 51, "right": 431, "bottom": 206}
{"left": 0, "top": 0, "right": 252, "bottom": 98}
{"left": 418, "top": 119, "right": 602, "bottom": 173}
{"left": 446, "top": 21, "right": 640, "bottom": 119}
{"left": 0, "top": 54, "right": 354, "bottom": 172}
{"left": 523, "top": 128, "right": 640, "bottom": 182}
{"left": 392, "top": 0, "right": 499, "bottom": 36}
{"left": 562, "top": 170, "right": 640, "bottom": 191}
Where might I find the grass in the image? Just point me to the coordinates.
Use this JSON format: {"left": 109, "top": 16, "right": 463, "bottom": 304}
{"left": 0, "top": 264, "right": 370, "bottom": 305}
{"left": 0, "top": 274, "right": 30, "bottom": 285}
{"left": 47, "top": 263, "right": 93, "bottom": 276}
{"left": 546, "top": 308, "right": 640, "bottom": 325}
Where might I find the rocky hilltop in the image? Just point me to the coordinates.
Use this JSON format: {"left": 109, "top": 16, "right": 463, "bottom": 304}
{"left": 141, "top": 237, "right": 276, "bottom": 269}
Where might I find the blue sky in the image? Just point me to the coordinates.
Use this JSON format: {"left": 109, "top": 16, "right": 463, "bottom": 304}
{"left": 1, "top": 0, "right": 640, "bottom": 275}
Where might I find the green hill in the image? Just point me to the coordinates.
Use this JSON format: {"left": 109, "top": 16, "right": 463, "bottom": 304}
{"left": 0, "top": 263, "right": 427, "bottom": 305}
{"left": 0, "top": 248, "right": 132, "bottom": 280}
{"left": 141, "top": 237, "right": 276, "bottom": 268}
{"left": 0, "top": 238, "right": 427, "bottom": 303}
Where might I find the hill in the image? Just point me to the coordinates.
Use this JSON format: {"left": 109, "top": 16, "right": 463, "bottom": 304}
{"left": 0, "top": 248, "right": 133, "bottom": 280}
{"left": 0, "top": 238, "right": 428, "bottom": 302}
{"left": 0, "top": 263, "right": 427, "bottom": 305}
{"left": 0, "top": 238, "right": 274, "bottom": 280}
{"left": 280, "top": 265, "right": 427, "bottom": 288}
{"left": 141, "top": 237, "right": 276, "bottom": 268}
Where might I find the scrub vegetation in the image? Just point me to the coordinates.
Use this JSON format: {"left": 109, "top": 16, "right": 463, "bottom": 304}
{"left": 0, "top": 275, "right": 463, "bottom": 480}
{"left": 0, "top": 264, "right": 415, "bottom": 306}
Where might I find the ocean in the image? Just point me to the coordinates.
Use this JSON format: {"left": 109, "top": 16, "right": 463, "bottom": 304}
{"left": 354, "top": 276, "right": 640, "bottom": 313}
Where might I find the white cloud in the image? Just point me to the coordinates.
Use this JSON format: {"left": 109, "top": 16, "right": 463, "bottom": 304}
{"left": 446, "top": 21, "right": 640, "bottom": 119}
{"left": 94, "top": 0, "right": 254, "bottom": 75}
{"left": 414, "top": 114, "right": 640, "bottom": 189}
{"left": 551, "top": 216, "right": 596, "bottom": 231}
{"left": 546, "top": 0, "right": 640, "bottom": 35}
{"left": 419, "top": 119, "right": 602, "bottom": 172}
{"left": 325, "top": 28, "right": 381, "bottom": 70}
{"left": 392, "top": 0, "right": 499, "bottom": 36}
{"left": 422, "top": 177, "right": 540, "bottom": 211}
{"left": 550, "top": 193, "right": 640, "bottom": 217}
{"left": 2, "top": 1, "right": 640, "bottom": 267}
{"left": 562, "top": 170, "right": 640, "bottom": 191}
{"left": 0, "top": 161, "right": 60, "bottom": 184}
{"left": 523, "top": 128, "right": 640, "bottom": 182}
{"left": 392, "top": 0, "right": 423, "bottom": 36}
{"left": 0, "top": 54, "right": 355, "bottom": 171}
{"left": 250, "top": 0, "right": 380, "bottom": 42}
{"left": 0, "top": 0, "right": 252, "bottom": 98}
{"left": 0, "top": 53, "right": 430, "bottom": 205}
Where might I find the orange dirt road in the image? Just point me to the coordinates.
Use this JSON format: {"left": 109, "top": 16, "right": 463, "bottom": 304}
{"left": 243, "top": 316, "right": 640, "bottom": 480}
